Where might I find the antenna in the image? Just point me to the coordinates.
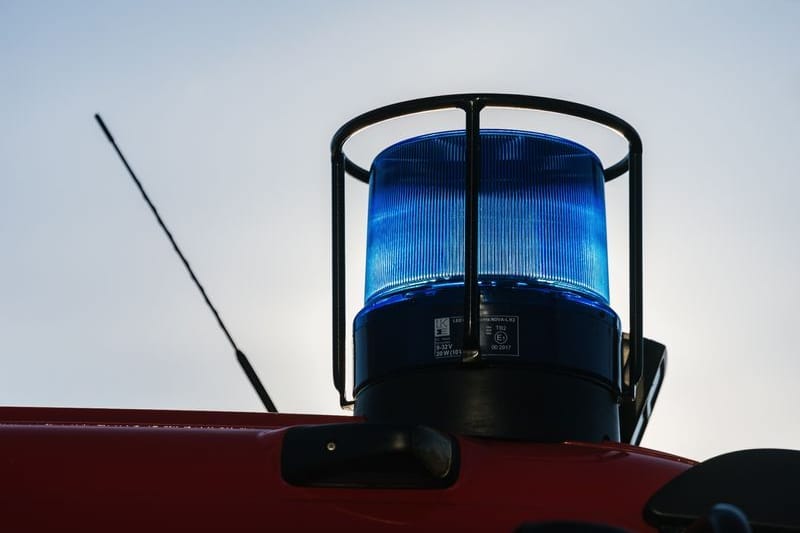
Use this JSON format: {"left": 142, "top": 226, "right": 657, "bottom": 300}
{"left": 94, "top": 113, "right": 277, "bottom": 413}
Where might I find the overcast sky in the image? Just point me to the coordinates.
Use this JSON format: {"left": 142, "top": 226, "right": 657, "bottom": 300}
{"left": 2, "top": 1, "right": 799, "bottom": 461}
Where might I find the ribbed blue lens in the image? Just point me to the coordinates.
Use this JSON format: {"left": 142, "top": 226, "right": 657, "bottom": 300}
{"left": 364, "top": 129, "right": 609, "bottom": 304}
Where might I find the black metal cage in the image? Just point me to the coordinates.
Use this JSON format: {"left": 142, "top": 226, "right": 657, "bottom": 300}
{"left": 330, "top": 93, "right": 658, "bottom": 443}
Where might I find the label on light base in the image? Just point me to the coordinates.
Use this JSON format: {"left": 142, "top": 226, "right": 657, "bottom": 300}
{"left": 433, "top": 315, "right": 519, "bottom": 359}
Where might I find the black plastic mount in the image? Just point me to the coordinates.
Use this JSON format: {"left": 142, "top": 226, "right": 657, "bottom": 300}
{"left": 331, "top": 94, "right": 644, "bottom": 408}
{"left": 281, "top": 423, "right": 458, "bottom": 489}
{"left": 352, "top": 284, "right": 625, "bottom": 442}
{"left": 645, "top": 449, "right": 800, "bottom": 531}
{"left": 620, "top": 336, "right": 667, "bottom": 445}
{"left": 355, "top": 366, "right": 623, "bottom": 442}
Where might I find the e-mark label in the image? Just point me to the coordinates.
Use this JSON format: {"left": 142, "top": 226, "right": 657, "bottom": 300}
{"left": 433, "top": 315, "right": 519, "bottom": 358}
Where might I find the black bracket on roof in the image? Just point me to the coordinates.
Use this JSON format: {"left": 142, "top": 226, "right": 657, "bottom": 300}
{"left": 645, "top": 448, "right": 800, "bottom": 531}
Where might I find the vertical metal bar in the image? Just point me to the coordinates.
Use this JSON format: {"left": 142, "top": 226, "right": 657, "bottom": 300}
{"left": 462, "top": 100, "right": 481, "bottom": 363}
{"left": 627, "top": 150, "right": 643, "bottom": 399}
{"left": 331, "top": 151, "right": 349, "bottom": 405}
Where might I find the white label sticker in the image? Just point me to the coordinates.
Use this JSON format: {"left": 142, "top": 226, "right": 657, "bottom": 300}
{"left": 433, "top": 315, "right": 519, "bottom": 358}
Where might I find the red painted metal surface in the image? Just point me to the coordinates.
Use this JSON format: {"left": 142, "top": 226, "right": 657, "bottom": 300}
{"left": 0, "top": 407, "right": 693, "bottom": 532}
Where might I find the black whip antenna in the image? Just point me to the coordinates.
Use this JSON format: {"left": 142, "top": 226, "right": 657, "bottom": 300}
{"left": 94, "top": 113, "right": 277, "bottom": 413}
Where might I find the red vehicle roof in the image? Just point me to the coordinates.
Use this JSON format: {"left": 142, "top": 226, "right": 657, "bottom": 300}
{"left": 0, "top": 407, "right": 692, "bottom": 531}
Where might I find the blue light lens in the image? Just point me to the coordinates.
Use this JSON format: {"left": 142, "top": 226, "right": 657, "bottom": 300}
{"left": 364, "top": 129, "right": 609, "bottom": 304}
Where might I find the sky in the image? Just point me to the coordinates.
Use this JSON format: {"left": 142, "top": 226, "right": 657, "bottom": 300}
{"left": 2, "top": 1, "right": 799, "bottom": 461}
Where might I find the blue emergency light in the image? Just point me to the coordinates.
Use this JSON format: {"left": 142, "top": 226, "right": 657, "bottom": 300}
{"left": 364, "top": 129, "right": 610, "bottom": 305}
{"left": 331, "top": 94, "right": 656, "bottom": 444}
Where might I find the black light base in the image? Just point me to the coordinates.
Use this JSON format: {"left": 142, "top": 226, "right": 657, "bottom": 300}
{"left": 354, "top": 366, "right": 621, "bottom": 443}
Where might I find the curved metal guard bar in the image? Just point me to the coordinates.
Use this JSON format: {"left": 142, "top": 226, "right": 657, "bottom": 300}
{"left": 332, "top": 94, "right": 641, "bottom": 182}
{"left": 462, "top": 99, "right": 482, "bottom": 362}
{"left": 331, "top": 93, "right": 643, "bottom": 407}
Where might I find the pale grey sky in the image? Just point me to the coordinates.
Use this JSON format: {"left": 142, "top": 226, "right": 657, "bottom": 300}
{"left": 2, "top": 0, "right": 799, "bottom": 460}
